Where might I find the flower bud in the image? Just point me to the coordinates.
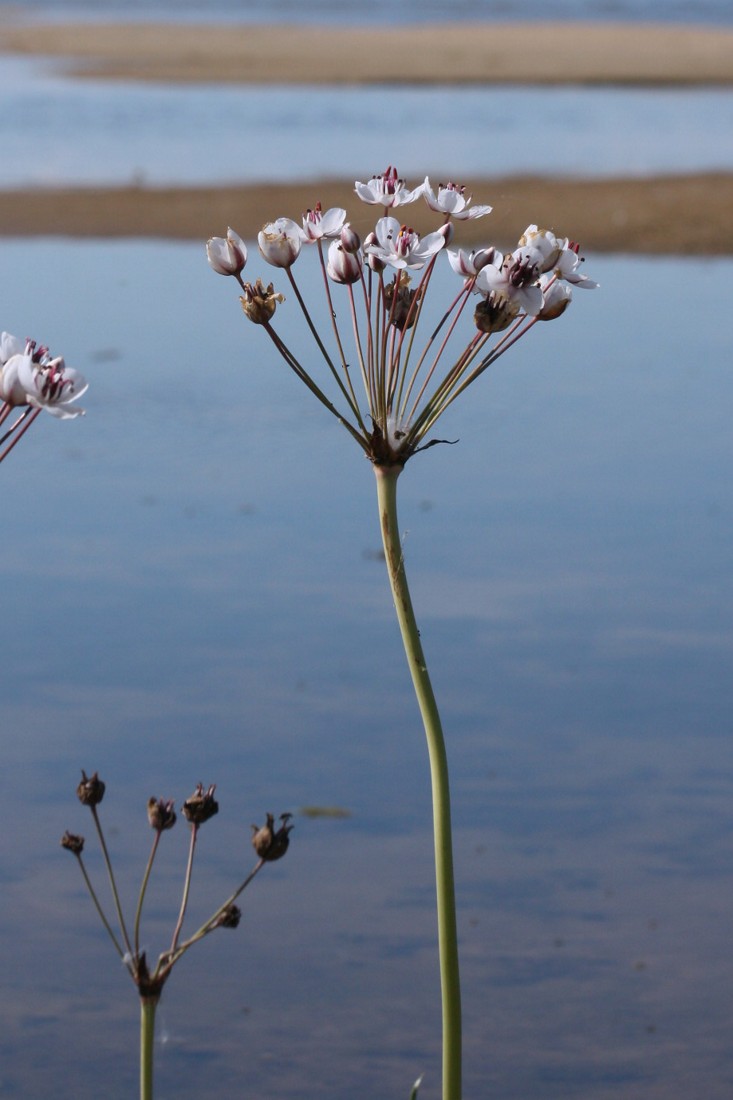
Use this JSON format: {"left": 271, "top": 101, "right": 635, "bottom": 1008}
{"left": 473, "top": 247, "right": 497, "bottom": 272}
{"left": 538, "top": 277, "right": 572, "bottom": 320}
{"left": 340, "top": 223, "right": 361, "bottom": 253}
{"left": 240, "top": 279, "right": 284, "bottom": 325}
{"left": 182, "top": 783, "right": 219, "bottom": 826}
{"left": 61, "top": 830, "right": 85, "bottom": 855}
{"left": 76, "top": 770, "right": 105, "bottom": 807}
{"left": 364, "top": 231, "right": 386, "bottom": 273}
{"left": 147, "top": 797, "right": 177, "bottom": 831}
{"left": 258, "top": 218, "right": 302, "bottom": 268}
{"left": 206, "top": 228, "right": 247, "bottom": 276}
{"left": 326, "top": 241, "right": 363, "bottom": 285}
{"left": 251, "top": 812, "right": 293, "bottom": 861}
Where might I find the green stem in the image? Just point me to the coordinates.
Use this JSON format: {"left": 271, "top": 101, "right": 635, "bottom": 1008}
{"left": 374, "top": 464, "right": 462, "bottom": 1100}
{"left": 140, "top": 996, "right": 158, "bottom": 1100}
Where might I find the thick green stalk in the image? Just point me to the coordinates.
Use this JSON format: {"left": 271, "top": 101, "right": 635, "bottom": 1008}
{"left": 140, "top": 996, "right": 158, "bottom": 1100}
{"left": 374, "top": 464, "right": 462, "bottom": 1100}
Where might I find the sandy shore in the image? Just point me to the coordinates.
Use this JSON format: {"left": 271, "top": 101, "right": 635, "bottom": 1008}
{"left": 0, "top": 20, "right": 732, "bottom": 85}
{"left": 1, "top": 174, "right": 731, "bottom": 255}
{"left": 0, "top": 19, "right": 730, "bottom": 252}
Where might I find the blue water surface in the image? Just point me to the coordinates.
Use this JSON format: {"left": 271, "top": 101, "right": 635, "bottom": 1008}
{"left": 1, "top": 238, "right": 732, "bottom": 1099}
{"left": 1, "top": 55, "right": 732, "bottom": 187}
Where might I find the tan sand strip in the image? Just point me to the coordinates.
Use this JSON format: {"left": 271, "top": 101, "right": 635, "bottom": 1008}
{"left": 0, "top": 174, "right": 730, "bottom": 254}
{"left": 1, "top": 21, "right": 732, "bottom": 85}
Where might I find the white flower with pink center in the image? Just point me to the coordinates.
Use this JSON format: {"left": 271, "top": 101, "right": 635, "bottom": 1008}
{"left": 423, "top": 178, "right": 492, "bottom": 220}
{"left": 301, "top": 203, "right": 347, "bottom": 242}
{"left": 1, "top": 336, "right": 87, "bottom": 419}
{"left": 365, "top": 217, "right": 446, "bottom": 271}
{"left": 354, "top": 166, "right": 424, "bottom": 208}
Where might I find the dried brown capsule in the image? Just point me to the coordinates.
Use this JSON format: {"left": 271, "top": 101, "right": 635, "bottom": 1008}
{"left": 384, "top": 272, "right": 422, "bottom": 331}
{"left": 76, "top": 770, "right": 105, "bottom": 807}
{"left": 213, "top": 904, "right": 242, "bottom": 930}
{"left": 240, "top": 278, "right": 284, "bottom": 325}
{"left": 473, "top": 293, "right": 519, "bottom": 335}
{"left": 251, "top": 812, "right": 293, "bottom": 862}
{"left": 61, "top": 830, "right": 85, "bottom": 855}
{"left": 182, "top": 783, "right": 219, "bottom": 826}
{"left": 147, "top": 797, "right": 177, "bottom": 832}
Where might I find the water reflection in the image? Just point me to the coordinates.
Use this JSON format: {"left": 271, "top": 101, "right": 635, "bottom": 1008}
{"left": 1, "top": 242, "right": 733, "bottom": 1098}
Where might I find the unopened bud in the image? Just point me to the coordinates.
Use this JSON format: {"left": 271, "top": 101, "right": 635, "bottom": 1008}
{"left": 182, "top": 783, "right": 219, "bottom": 826}
{"left": 251, "top": 812, "right": 293, "bottom": 862}
{"left": 76, "top": 770, "right": 105, "bottom": 807}
{"left": 473, "top": 247, "right": 497, "bottom": 272}
{"left": 206, "top": 228, "right": 247, "bottom": 276}
{"left": 327, "top": 241, "right": 363, "bottom": 285}
{"left": 258, "top": 218, "right": 302, "bottom": 268}
{"left": 538, "top": 278, "right": 572, "bottom": 320}
{"left": 61, "top": 830, "right": 85, "bottom": 855}
{"left": 147, "top": 797, "right": 177, "bottom": 832}
{"left": 340, "top": 223, "right": 361, "bottom": 253}
{"left": 364, "top": 232, "right": 386, "bottom": 273}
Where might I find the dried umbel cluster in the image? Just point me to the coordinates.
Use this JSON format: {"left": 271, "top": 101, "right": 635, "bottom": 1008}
{"left": 207, "top": 167, "right": 596, "bottom": 467}
{"left": 62, "top": 769, "right": 291, "bottom": 1002}
{"left": 0, "top": 331, "right": 87, "bottom": 465}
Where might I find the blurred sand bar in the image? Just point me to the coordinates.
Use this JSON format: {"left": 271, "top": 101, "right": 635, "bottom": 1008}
{"left": 0, "top": 21, "right": 732, "bottom": 85}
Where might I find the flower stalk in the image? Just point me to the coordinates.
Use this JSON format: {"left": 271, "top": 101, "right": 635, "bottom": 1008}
{"left": 375, "top": 463, "right": 461, "bottom": 1100}
{"left": 140, "top": 996, "right": 158, "bottom": 1100}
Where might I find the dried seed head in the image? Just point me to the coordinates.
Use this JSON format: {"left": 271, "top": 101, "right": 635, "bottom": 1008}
{"left": 473, "top": 293, "right": 519, "bottom": 335}
{"left": 213, "top": 903, "right": 242, "bottom": 930}
{"left": 147, "top": 797, "right": 177, "bottom": 832}
{"left": 240, "top": 278, "right": 285, "bottom": 325}
{"left": 384, "top": 272, "right": 422, "bottom": 331}
{"left": 251, "top": 812, "right": 293, "bottom": 862}
{"left": 61, "top": 830, "right": 85, "bottom": 855}
{"left": 182, "top": 783, "right": 219, "bottom": 826}
{"left": 76, "top": 770, "right": 106, "bottom": 807}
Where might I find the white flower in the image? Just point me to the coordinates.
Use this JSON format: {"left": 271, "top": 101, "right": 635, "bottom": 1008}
{"left": 365, "top": 217, "right": 446, "bottom": 271}
{"left": 301, "top": 203, "right": 347, "bottom": 242}
{"left": 258, "top": 218, "right": 303, "bottom": 268}
{"left": 423, "top": 178, "right": 492, "bottom": 220}
{"left": 518, "top": 226, "right": 598, "bottom": 288}
{"left": 354, "top": 166, "right": 424, "bottom": 208}
{"left": 553, "top": 244, "right": 598, "bottom": 289}
{"left": 516, "top": 225, "right": 564, "bottom": 273}
{"left": 206, "top": 227, "right": 247, "bottom": 276}
{"left": 475, "top": 250, "right": 544, "bottom": 316}
{"left": 0, "top": 338, "right": 87, "bottom": 418}
{"left": 0, "top": 331, "right": 23, "bottom": 364}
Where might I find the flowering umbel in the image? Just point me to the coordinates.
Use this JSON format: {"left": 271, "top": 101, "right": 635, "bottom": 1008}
{"left": 208, "top": 169, "right": 596, "bottom": 467}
